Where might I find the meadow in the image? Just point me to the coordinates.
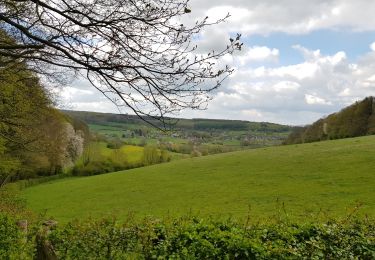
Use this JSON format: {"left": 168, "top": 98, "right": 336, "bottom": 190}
{"left": 22, "top": 135, "right": 375, "bottom": 222}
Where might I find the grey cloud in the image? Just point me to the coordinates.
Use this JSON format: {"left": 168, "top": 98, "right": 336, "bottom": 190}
{"left": 188, "top": 0, "right": 375, "bottom": 35}
{"left": 57, "top": 1, "right": 375, "bottom": 125}
{"left": 193, "top": 45, "right": 375, "bottom": 125}
{"left": 61, "top": 45, "right": 374, "bottom": 125}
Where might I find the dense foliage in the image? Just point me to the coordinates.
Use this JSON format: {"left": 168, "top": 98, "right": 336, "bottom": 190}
{"left": 0, "top": 214, "right": 374, "bottom": 259}
{"left": 285, "top": 97, "right": 375, "bottom": 144}
{"left": 0, "top": 30, "right": 89, "bottom": 184}
{"left": 0, "top": 214, "right": 34, "bottom": 259}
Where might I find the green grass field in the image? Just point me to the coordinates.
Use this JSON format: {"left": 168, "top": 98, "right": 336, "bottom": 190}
{"left": 22, "top": 136, "right": 375, "bottom": 222}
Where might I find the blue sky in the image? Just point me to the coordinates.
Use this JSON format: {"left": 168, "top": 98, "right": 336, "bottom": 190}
{"left": 62, "top": 0, "right": 375, "bottom": 125}
{"left": 247, "top": 30, "right": 375, "bottom": 65}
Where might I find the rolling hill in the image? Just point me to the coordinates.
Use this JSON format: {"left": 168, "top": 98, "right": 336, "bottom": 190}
{"left": 285, "top": 96, "right": 375, "bottom": 144}
{"left": 63, "top": 110, "right": 292, "bottom": 133}
{"left": 22, "top": 135, "right": 375, "bottom": 222}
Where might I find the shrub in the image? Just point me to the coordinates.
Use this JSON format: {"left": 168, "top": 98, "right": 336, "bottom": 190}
{"left": 0, "top": 188, "right": 36, "bottom": 259}
{"left": 42, "top": 217, "right": 375, "bottom": 259}
{"left": 0, "top": 214, "right": 35, "bottom": 259}
{"left": 106, "top": 138, "right": 124, "bottom": 149}
{"left": 0, "top": 215, "right": 374, "bottom": 259}
{"left": 142, "top": 146, "right": 157, "bottom": 165}
{"left": 72, "top": 160, "right": 115, "bottom": 176}
{"left": 191, "top": 149, "right": 202, "bottom": 157}
{"left": 160, "top": 149, "right": 171, "bottom": 162}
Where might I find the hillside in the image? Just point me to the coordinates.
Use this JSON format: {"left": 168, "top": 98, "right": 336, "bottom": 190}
{"left": 22, "top": 135, "right": 375, "bottom": 222}
{"left": 285, "top": 96, "right": 375, "bottom": 144}
{"left": 64, "top": 110, "right": 293, "bottom": 157}
{"left": 63, "top": 110, "right": 292, "bottom": 132}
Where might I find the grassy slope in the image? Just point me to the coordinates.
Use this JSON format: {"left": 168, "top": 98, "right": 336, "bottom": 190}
{"left": 22, "top": 136, "right": 375, "bottom": 222}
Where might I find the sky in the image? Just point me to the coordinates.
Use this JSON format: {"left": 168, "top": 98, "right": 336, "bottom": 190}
{"left": 59, "top": 0, "right": 375, "bottom": 126}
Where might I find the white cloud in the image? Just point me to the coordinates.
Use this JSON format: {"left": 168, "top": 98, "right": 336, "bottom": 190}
{"left": 61, "top": 44, "right": 375, "bottom": 125}
{"left": 238, "top": 46, "right": 279, "bottom": 65}
{"left": 241, "top": 109, "right": 263, "bottom": 118}
{"left": 367, "top": 75, "right": 375, "bottom": 82}
{"left": 56, "top": 1, "right": 375, "bottom": 125}
{"left": 271, "top": 62, "right": 319, "bottom": 80}
{"left": 273, "top": 81, "right": 300, "bottom": 92}
{"left": 68, "top": 101, "right": 118, "bottom": 113}
{"left": 189, "top": 0, "right": 375, "bottom": 35}
{"left": 60, "top": 87, "right": 94, "bottom": 101}
{"left": 205, "top": 6, "right": 252, "bottom": 24}
{"left": 187, "top": 46, "right": 375, "bottom": 125}
{"left": 305, "top": 94, "right": 332, "bottom": 105}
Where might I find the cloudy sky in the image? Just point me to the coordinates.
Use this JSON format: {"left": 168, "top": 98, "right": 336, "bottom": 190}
{"left": 60, "top": 0, "right": 375, "bottom": 125}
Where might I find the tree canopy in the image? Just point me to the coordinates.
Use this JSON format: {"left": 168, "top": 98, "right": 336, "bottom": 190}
{"left": 0, "top": 0, "right": 242, "bottom": 127}
{"left": 284, "top": 97, "right": 375, "bottom": 144}
{"left": 0, "top": 29, "right": 89, "bottom": 184}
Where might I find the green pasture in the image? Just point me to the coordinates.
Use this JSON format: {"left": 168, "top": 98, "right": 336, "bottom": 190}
{"left": 22, "top": 136, "right": 375, "bottom": 222}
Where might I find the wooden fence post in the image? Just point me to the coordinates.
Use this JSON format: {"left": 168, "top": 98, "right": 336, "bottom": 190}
{"left": 35, "top": 220, "right": 58, "bottom": 260}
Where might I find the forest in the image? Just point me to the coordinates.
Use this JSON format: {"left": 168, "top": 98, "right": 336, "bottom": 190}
{"left": 0, "top": 30, "right": 89, "bottom": 185}
{"left": 284, "top": 96, "right": 375, "bottom": 144}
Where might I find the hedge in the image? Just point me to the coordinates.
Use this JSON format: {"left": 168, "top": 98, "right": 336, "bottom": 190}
{"left": 1, "top": 215, "right": 374, "bottom": 259}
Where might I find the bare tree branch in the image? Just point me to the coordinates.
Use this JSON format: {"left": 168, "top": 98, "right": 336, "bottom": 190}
{"left": 0, "top": 0, "right": 242, "bottom": 128}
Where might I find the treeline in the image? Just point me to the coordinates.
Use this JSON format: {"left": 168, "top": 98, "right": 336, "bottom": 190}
{"left": 285, "top": 97, "right": 375, "bottom": 144}
{"left": 63, "top": 110, "right": 149, "bottom": 126}
{"left": 64, "top": 110, "right": 292, "bottom": 133}
{"left": 0, "top": 30, "right": 89, "bottom": 185}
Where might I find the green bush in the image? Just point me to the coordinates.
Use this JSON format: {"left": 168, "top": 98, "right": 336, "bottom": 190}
{"left": 46, "top": 218, "right": 375, "bottom": 259}
{"left": 72, "top": 160, "right": 117, "bottom": 176}
{"left": 142, "top": 146, "right": 171, "bottom": 166}
{"left": 72, "top": 159, "right": 143, "bottom": 176}
{"left": 0, "top": 188, "right": 37, "bottom": 259}
{"left": 1, "top": 214, "right": 374, "bottom": 259}
{"left": 0, "top": 214, "right": 35, "bottom": 259}
{"left": 106, "top": 138, "right": 124, "bottom": 149}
